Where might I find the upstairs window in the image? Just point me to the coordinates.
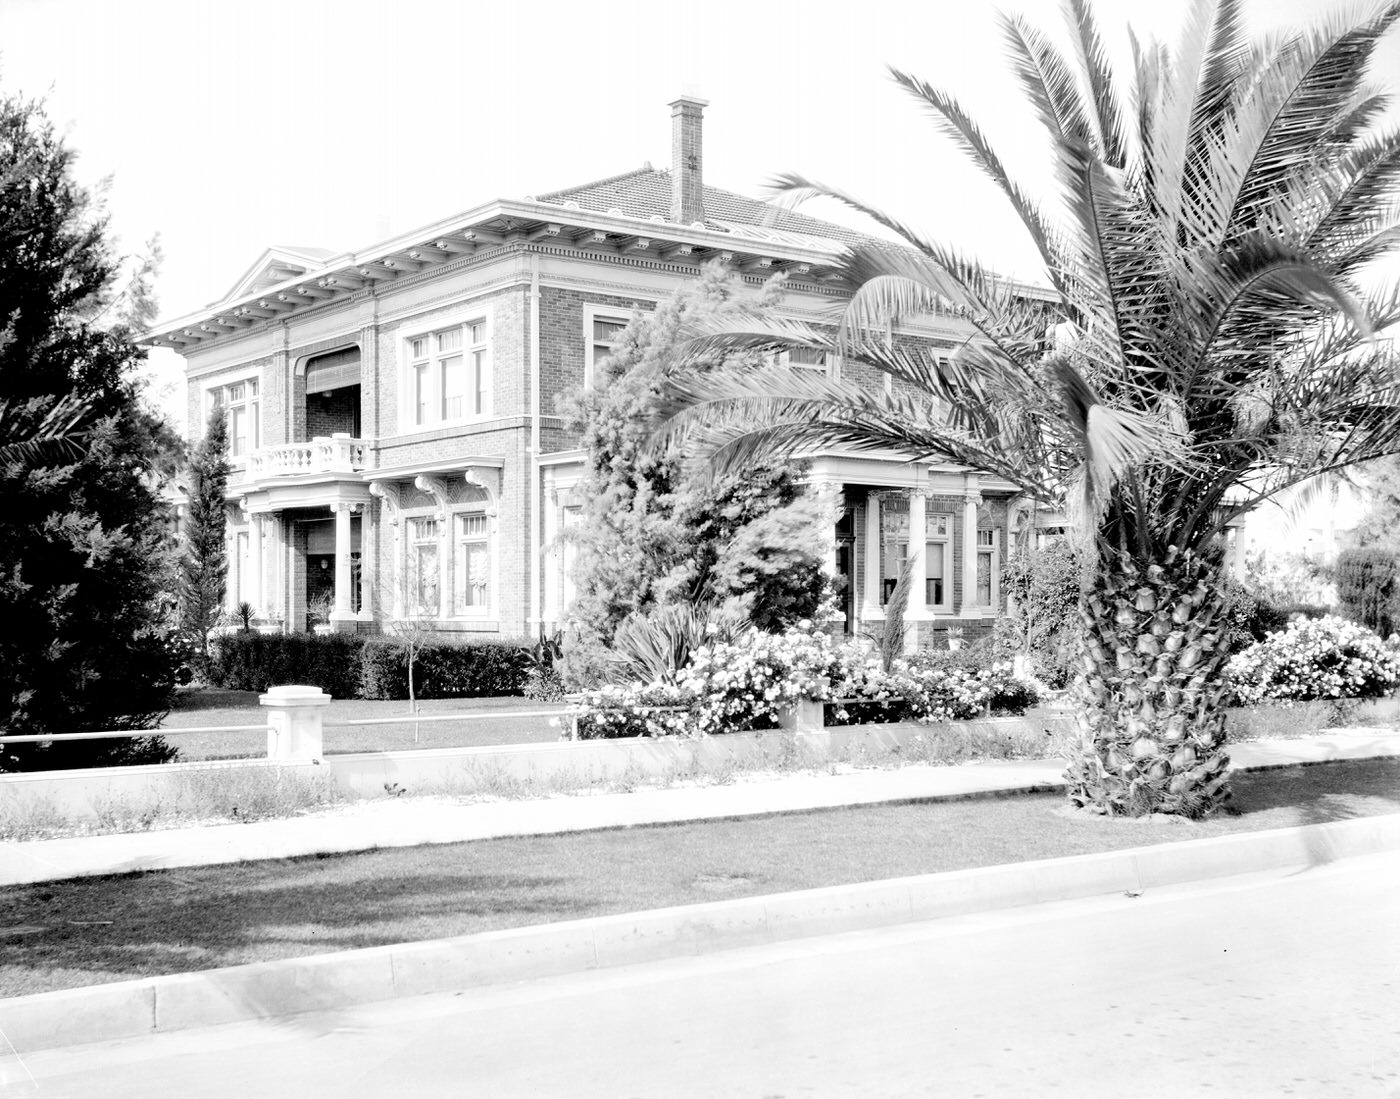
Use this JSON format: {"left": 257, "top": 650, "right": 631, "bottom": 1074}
{"left": 585, "top": 310, "right": 630, "bottom": 387}
{"left": 209, "top": 378, "right": 260, "bottom": 457}
{"left": 402, "top": 311, "right": 491, "bottom": 431}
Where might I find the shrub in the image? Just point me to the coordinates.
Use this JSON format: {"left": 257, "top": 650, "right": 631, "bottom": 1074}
{"left": 358, "top": 638, "right": 533, "bottom": 700}
{"left": 1001, "top": 541, "right": 1083, "bottom": 688}
{"left": 1334, "top": 547, "right": 1400, "bottom": 637}
{"left": 206, "top": 633, "right": 367, "bottom": 697}
{"left": 1225, "top": 614, "right": 1400, "bottom": 704}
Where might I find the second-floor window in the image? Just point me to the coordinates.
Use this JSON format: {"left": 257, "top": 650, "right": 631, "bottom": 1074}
{"left": 586, "top": 312, "right": 629, "bottom": 387}
{"left": 210, "top": 379, "right": 260, "bottom": 457}
{"left": 404, "top": 314, "right": 490, "bottom": 430}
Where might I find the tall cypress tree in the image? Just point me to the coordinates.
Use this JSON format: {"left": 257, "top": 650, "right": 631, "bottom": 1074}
{"left": 0, "top": 91, "right": 182, "bottom": 771}
{"left": 181, "top": 407, "right": 229, "bottom": 657}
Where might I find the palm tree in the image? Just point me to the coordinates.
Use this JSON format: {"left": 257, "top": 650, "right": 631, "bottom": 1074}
{"left": 655, "top": 0, "right": 1400, "bottom": 817}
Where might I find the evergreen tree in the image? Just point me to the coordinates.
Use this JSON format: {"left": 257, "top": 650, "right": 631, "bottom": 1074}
{"left": 181, "top": 407, "right": 229, "bottom": 657}
{"left": 559, "top": 263, "right": 829, "bottom": 683}
{"left": 0, "top": 91, "right": 182, "bottom": 772}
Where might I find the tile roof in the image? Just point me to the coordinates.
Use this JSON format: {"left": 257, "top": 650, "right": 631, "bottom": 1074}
{"left": 535, "top": 168, "right": 882, "bottom": 251}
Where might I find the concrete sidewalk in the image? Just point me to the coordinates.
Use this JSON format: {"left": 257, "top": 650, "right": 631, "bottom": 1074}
{"left": 4, "top": 728, "right": 1397, "bottom": 887}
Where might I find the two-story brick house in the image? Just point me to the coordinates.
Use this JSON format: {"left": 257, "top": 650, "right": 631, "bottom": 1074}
{"left": 143, "top": 96, "right": 1029, "bottom": 647}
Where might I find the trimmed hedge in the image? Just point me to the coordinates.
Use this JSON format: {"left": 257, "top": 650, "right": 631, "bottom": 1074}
{"left": 207, "top": 634, "right": 533, "bottom": 700}
{"left": 207, "top": 634, "right": 368, "bottom": 697}
{"left": 358, "top": 638, "right": 534, "bottom": 700}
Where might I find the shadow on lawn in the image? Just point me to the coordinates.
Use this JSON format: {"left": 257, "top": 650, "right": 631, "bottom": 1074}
{"left": 0, "top": 869, "right": 595, "bottom": 988}
{"left": 1228, "top": 758, "right": 1400, "bottom": 870}
{"left": 170, "top": 688, "right": 262, "bottom": 713}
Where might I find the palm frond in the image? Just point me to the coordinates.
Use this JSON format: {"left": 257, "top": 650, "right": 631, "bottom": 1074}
{"left": 1063, "top": 0, "right": 1131, "bottom": 167}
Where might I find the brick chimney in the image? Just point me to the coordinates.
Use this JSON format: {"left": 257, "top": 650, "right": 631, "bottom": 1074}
{"left": 669, "top": 92, "right": 708, "bottom": 226}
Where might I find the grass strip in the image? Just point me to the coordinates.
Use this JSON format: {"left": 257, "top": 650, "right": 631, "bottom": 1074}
{"left": 2, "top": 757, "right": 1396, "bottom": 999}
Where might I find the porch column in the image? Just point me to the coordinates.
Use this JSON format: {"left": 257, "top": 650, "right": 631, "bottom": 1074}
{"left": 861, "top": 490, "right": 882, "bottom": 622}
{"left": 247, "top": 512, "right": 264, "bottom": 614}
{"left": 331, "top": 502, "right": 358, "bottom": 626}
{"left": 813, "top": 480, "right": 841, "bottom": 579}
{"left": 905, "top": 488, "right": 927, "bottom": 654}
{"left": 960, "top": 479, "right": 982, "bottom": 617}
{"left": 542, "top": 470, "right": 560, "bottom": 626}
{"left": 265, "top": 513, "right": 286, "bottom": 630}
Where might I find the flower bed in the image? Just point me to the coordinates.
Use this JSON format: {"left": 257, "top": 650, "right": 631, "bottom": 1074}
{"left": 573, "top": 623, "right": 1041, "bottom": 739}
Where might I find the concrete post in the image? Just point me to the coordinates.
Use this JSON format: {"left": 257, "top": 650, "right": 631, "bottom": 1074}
{"left": 779, "top": 697, "right": 825, "bottom": 735}
{"left": 260, "top": 685, "right": 332, "bottom": 760}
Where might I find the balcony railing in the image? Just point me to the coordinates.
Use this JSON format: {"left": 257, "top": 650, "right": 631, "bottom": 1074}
{"left": 243, "top": 434, "right": 368, "bottom": 479}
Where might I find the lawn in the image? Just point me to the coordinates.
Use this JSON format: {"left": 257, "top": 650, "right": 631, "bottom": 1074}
{"left": 158, "top": 689, "right": 569, "bottom": 760}
{"left": 2, "top": 757, "right": 1396, "bottom": 998}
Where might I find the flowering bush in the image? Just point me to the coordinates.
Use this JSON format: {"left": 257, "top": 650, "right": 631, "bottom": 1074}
{"left": 572, "top": 681, "right": 694, "bottom": 739}
{"left": 571, "top": 621, "right": 1041, "bottom": 738}
{"left": 678, "top": 622, "right": 843, "bottom": 736}
{"left": 887, "top": 653, "right": 1037, "bottom": 721}
{"left": 1225, "top": 614, "right": 1400, "bottom": 704}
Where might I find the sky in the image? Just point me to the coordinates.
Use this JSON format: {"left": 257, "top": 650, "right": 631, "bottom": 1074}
{"left": 2, "top": 0, "right": 1396, "bottom": 429}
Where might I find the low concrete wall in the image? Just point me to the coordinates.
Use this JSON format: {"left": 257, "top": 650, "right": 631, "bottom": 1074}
{"left": 0, "top": 716, "right": 1065, "bottom": 822}
{"left": 6, "top": 696, "right": 1394, "bottom": 824}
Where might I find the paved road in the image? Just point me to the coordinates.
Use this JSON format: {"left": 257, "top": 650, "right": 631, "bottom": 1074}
{"left": 7, "top": 852, "right": 1399, "bottom": 1098}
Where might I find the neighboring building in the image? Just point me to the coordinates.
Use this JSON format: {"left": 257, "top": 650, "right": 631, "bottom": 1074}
{"left": 144, "top": 96, "right": 1031, "bottom": 648}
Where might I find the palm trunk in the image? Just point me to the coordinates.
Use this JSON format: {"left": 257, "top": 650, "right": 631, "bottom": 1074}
{"left": 1064, "top": 546, "right": 1232, "bottom": 818}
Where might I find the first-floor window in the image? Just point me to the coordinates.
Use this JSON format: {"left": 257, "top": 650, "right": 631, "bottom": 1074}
{"left": 408, "top": 517, "right": 439, "bottom": 615}
{"left": 976, "top": 528, "right": 997, "bottom": 606}
{"left": 453, "top": 513, "right": 490, "bottom": 614}
{"left": 925, "top": 515, "right": 952, "bottom": 610}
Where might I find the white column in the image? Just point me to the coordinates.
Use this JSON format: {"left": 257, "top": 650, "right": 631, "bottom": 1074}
{"left": 960, "top": 482, "right": 982, "bottom": 618}
{"left": 331, "top": 502, "right": 356, "bottom": 624}
{"left": 861, "top": 490, "right": 882, "bottom": 621}
{"left": 247, "top": 513, "right": 264, "bottom": 615}
{"left": 437, "top": 510, "right": 451, "bottom": 621}
{"left": 542, "top": 471, "right": 560, "bottom": 626}
{"left": 813, "top": 480, "right": 841, "bottom": 580}
{"left": 905, "top": 489, "right": 927, "bottom": 654}
{"left": 266, "top": 514, "right": 285, "bottom": 631}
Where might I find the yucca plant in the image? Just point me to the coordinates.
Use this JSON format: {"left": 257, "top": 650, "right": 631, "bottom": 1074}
{"left": 654, "top": 0, "right": 1400, "bottom": 817}
{"left": 602, "top": 599, "right": 751, "bottom": 686}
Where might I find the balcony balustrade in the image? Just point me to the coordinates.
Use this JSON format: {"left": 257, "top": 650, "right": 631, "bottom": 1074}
{"left": 242, "top": 433, "right": 368, "bottom": 480}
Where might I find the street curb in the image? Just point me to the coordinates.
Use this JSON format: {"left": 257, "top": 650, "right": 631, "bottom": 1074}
{"left": 3, "top": 812, "right": 1397, "bottom": 1055}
